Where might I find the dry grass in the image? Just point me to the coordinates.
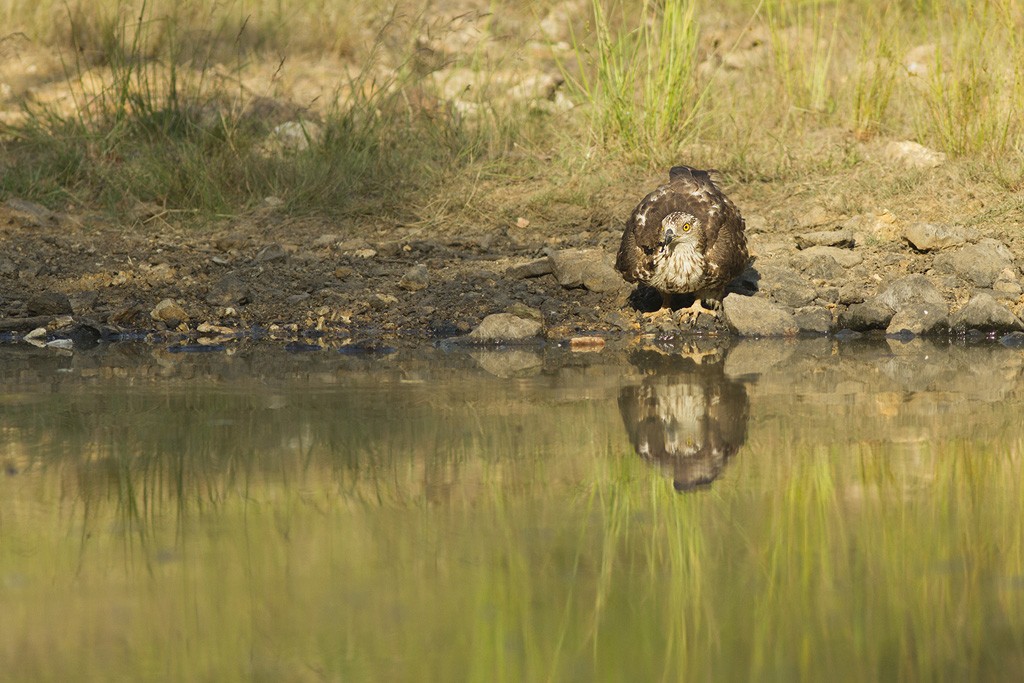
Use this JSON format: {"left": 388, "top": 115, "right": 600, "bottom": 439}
{"left": 0, "top": 0, "right": 1022, "bottom": 230}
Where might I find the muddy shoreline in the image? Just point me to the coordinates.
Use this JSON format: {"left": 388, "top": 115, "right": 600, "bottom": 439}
{"left": 3, "top": 195, "right": 1024, "bottom": 351}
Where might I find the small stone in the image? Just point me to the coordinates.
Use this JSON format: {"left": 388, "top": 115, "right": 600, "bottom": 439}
{"left": 816, "top": 286, "right": 840, "bottom": 303}
{"left": 398, "top": 264, "right": 430, "bottom": 291}
{"left": 255, "top": 243, "right": 288, "bottom": 263}
{"left": 313, "top": 234, "right": 341, "bottom": 248}
{"left": 875, "top": 274, "right": 946, "bottom": 311}
{"left": 215, "top": 233, "right": 247, "bottom": 251}
{"left": 515, "top": 216, "right": 530, "bottom": 228}
{"left": 601, "top": 310, "right": 633, "bottom": 331}
{"left": 838, "top": 283, "right": 867, "bottom": 305}
{"left": 264, "top": 120, "right": 323, "bottom": 153}
{"left": 506, "top": 258, "right": 553, "bottom": 279}
{"left": 129, "top": 201, "right": 163, "bottom": 223}
{"left": 151, "top": 298, "right": 189, "bottom": 324}
{"left": 883, "top": 140, "right": 946, "bottom": 169}
{"left": 68, "top": 291, "right": 98, "bottom": 315}
{"left": 722, "top": 294, "right": 798, "bottom": 336}
{"left": 795, "top": 229, "right": 855, "bottom": 250}
{"left": 994, "top": 280, "right": 1023, "bottom": 297}
{"left": 886, "top": 304, "right": 948, "bottom": 336}
{"left": 902, "top": 223, "right": 966, "bottom": 251}
{"left": 744, "top": 215, "right": 769, "bottom": 233}
{"left": 368, "top": 293, "right": 399, "bottom": 310}
{"left": 797, "top": 206, "right": 831, "bottom": 229}
{"left": 798, "top": 254, "right": 845, "bottom": 281}
{"left": 23, "top": 327, "right": 47, "bottom": 341}
{"left": 468, "top": 313, "right": 543, "bottom": 341}
{"left": 26, "top": 291, "right": 73, "bottom": 316}
{"left": 755, "top": 265, "right": 816, "bottom": 308}
{"left": 207, "top": 274, "right": 251, "bottom": 306}
{"left": 547, "top": 248, "right": 624, "bottom": 293}
{"left": 949, "top": 293, "right": 1024, "bottom": 333}
{"left": 933, "top": 239, "right": 1015, "bottom": 288}
{"left": 196, "top": 322, "right": 235, "bottom": 335}
{"left": 842, "top": 211, "right": 899, "bottom": 241}
{"left": 838, "top": 299, "right": 895, "bottom": 331}
{"left": 793, "top": 306, "right": 833, "bottom": 334}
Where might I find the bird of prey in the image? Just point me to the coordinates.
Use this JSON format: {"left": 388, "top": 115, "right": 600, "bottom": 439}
{"left": 615, "top": 165, "right": 748, "bottom": 320}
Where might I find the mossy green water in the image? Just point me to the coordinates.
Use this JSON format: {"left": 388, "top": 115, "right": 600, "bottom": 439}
{"left": 1, "top": 342, "right": 1022, "bottom": 681}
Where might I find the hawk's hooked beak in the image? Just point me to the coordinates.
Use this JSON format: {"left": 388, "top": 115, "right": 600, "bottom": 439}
{"left": 662, "top": 227, "right": 675, "bottom": 247}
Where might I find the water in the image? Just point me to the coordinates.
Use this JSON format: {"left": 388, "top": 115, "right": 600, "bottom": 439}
{"left": 1, "top": 338, "right": 1023, "bottom": 681}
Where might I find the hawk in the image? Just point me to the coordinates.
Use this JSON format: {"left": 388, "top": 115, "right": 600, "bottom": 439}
{"left": 615, "top": 165, "right": 748, "bottom": 320}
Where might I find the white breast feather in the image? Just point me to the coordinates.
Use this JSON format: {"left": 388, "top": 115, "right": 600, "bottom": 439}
{"left": 648, "top": 242, "right": 705, "bottom": 293}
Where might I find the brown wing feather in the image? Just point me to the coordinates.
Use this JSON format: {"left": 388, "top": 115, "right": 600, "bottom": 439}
{"left": 700, "top": 195, "right": 748, "bottom": 294}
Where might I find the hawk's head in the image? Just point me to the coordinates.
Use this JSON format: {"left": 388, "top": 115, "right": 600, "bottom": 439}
{"left": 661, "top": 211, "right": 701, "bottom": 250}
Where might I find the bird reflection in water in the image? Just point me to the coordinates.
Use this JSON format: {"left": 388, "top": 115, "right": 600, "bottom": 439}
{"left": 618, "top": 341, "right": 750, "bottom": 492}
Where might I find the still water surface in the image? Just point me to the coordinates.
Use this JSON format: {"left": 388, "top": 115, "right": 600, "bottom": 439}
{"left": 1, "top": 338, "right": 1023, "bottom": 681}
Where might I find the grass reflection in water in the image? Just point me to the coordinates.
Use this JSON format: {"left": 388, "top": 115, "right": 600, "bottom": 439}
{"left": 0, "top": 340, "right": 1022, "bottom": 681}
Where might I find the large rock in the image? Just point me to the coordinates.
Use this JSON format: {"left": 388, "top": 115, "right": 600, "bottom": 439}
{"left": 886, "top": 304, "right": 948, "bottom": 336}
{"left": 933, "top": 239, "right": 1015, "bottom": 288}
{"left": 755, "top": 265, "right": 816, "bottom": 307}
{"left": 875, "top": 274, "right": 946, "bottom": 311}
{"left": 838, "top": 299, "right": 894, "bottom": 331}
{"left": 468, "top": 313, "right": 543, "bottom": 341}
{"left": 547, "top": 248, "right": 624, "bottom": 293}
{"left": 723, "top": 295, "right": 798, "bottom": 336}
{"left": 902, "top": 223, "right": 966, "bottom": 251}
{"left": 793, "top": 306, "right": 833, "bottom": 334}
{"left": 26, "top": 291, "right": 73, "bottom": 316}
{"left": 949, "top": 294, "right": 1024, "bottom": 333}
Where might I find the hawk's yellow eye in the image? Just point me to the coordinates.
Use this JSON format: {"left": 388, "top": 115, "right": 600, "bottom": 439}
{"left": 682, "top": 223, "right": 691, "bottom": 232}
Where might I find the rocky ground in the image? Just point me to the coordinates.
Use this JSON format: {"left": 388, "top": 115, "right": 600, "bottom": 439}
{"left": 3, "top": 1, "right": 1024, "bottom": 352}
{"left": 3, "top": 183, "right": 1024, "bottom": 352}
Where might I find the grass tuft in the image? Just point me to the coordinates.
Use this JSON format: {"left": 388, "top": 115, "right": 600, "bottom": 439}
{"left": 563, "top": 0, "right": 703, "bottom": 161}
{"left": 0, "top": 2, "right": 513, "bottom": 221}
